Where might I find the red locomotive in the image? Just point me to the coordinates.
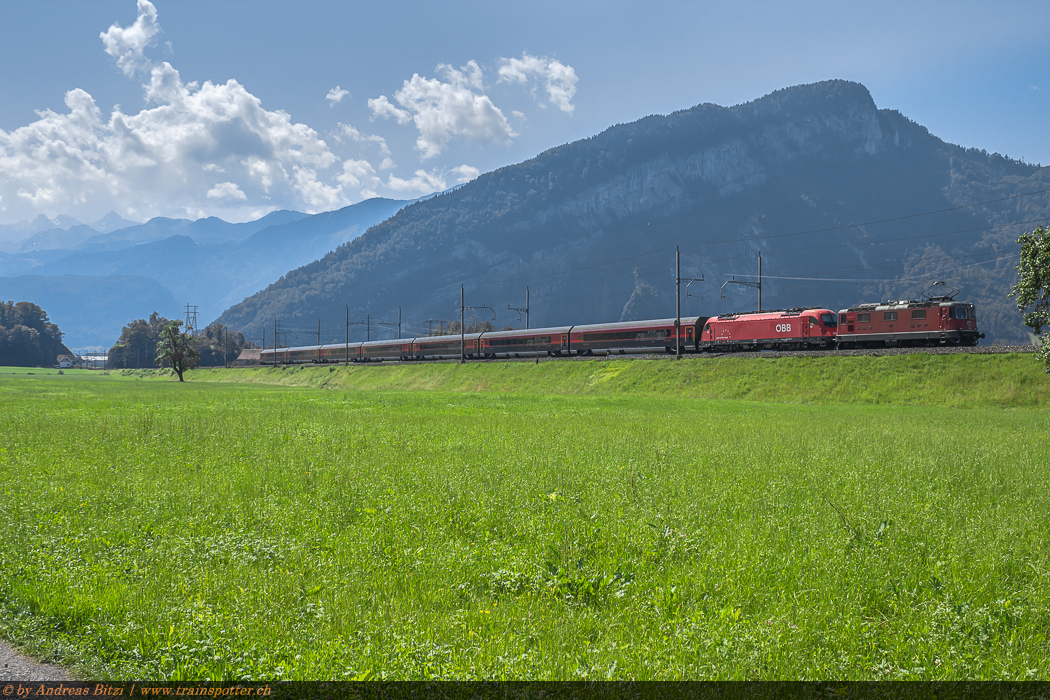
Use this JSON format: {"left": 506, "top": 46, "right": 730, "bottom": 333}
{"left": 699, "top": 308, "right": 838, "bottom": 352}
{"left": 836, "top": 286, "right": 983, "bottom": 348}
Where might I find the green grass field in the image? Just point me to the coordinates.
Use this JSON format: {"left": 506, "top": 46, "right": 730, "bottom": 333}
{"left": 1, "top": 355, "right": 1048, "bottom": 680}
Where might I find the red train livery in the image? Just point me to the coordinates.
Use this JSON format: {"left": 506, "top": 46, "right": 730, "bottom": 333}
{"left": 699, "top": 308, "right": 838, "bottom": 352}
{"left": 836, "top": 299, "right": 982, "bottom": 348}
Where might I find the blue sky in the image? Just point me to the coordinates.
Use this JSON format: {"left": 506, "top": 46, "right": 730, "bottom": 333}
{"left": 1, "top": 0, "right": 1048, "bottom": 225}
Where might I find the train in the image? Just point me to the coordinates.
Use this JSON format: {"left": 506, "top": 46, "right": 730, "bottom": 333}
{"left": 258, "top": 292, "right": 983, "bottom": 365}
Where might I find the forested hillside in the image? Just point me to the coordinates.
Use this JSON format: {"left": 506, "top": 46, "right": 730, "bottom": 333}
{"left": 0, "top": 301, "right": 70, "bottom": 366}
{"left": 217, "top": 80, "right": 1049, "bottom": 345}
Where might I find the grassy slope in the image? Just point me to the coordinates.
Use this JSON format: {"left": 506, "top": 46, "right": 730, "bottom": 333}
{"left": 178, "top": 353, "right": 1050, "bottom": 409}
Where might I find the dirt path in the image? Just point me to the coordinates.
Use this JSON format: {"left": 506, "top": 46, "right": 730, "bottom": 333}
{"left": 0, "top": 640, "right": 73, "bottom": 681}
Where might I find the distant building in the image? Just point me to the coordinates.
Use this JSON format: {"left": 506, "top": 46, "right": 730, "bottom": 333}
{"left": 56, "top": 355, "right": 75, "bottom": 368}
{"left": 232, "top": 348, "right": 261, "bottom": 366}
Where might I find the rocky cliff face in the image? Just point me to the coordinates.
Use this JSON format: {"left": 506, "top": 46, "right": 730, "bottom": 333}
{"left": 218, "top": 80, "right": 1048, "bottom": 345}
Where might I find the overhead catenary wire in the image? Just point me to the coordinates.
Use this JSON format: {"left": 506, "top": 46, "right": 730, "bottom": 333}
{"left": 339, "top": 202, "right": 1048, "bottom": 313}
{"left": 723, "top": 253, "right": 1021, "bottom": 283}
{"left": 249, "top": 189, "right": 1050, "bottom": 342}
{"left": 680, "top": 187, "right": 1050, "bottom": 247}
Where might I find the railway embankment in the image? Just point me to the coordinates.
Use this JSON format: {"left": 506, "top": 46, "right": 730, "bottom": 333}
{"left": 158, "top": 347, "right": 1050, "bottom": 409}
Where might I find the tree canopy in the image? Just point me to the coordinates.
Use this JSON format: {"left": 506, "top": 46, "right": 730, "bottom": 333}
{"left": 1009, "top": 225, "right": 1050, "bottom": 373}
{"left": 196, "top": 321, "right": 252, "bottom": 367}
{"left": 0, "top": 301, "right": 69, "bottom": 367}
{"left": 107, "top": 312, "right": 170, "bottom": 369}
{"left": 156, "top": 320, "right": 199, "bottom": 381}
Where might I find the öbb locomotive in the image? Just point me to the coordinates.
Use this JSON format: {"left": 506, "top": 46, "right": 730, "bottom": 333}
{"left": 258, "top": 292, "right": 982, "bottom": 364}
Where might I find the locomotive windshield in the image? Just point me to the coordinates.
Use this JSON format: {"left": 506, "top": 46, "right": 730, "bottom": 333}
{"left": 952, "top": 305, "right": 969, "bottom": 320}
{"left": 820, "top": 313, "right": 837, "bottom": 327}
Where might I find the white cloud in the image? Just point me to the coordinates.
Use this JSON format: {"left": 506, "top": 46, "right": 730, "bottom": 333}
{"left": 0, "top": 2, "right": 360, "bottom": 221}
{"left": 336, "top": 159, "right": 381, "bottom": 190}
{"left": 339, "top": 123, "right": 392, "bottom": 157}
{"left": 367, "top": 95, "right": 411, "bottom": 124}
{"left": 498, "top": 53, "right": 578, "bottom": 114}
{"left": 3, "top": 3, "right": 516, "bottom": 223}
{"left": 326, "top": 86, "right": 350, "bottom": 106}
{"left": 451, "top": 164, "right": 480, "bottom": 183}
{"left": 207, "top": 182, "right": 247, "bottom": 200}
{"left": 338, "top": 123, "right": 395, "bottom": 172}
{"left": 370, "top": 61, "right": 515, "bottom": 159}
{"left": 292, "top": 166, "right": 344, "bottom": 210}
{"left": 99, "top": 0, "right": 160, "bottom": 77}
{"left": 387, "top": 169, "right": 447, "bottom": 194}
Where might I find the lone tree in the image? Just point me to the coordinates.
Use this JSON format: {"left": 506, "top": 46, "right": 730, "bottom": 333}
{"left": 156, "top": 320, "right": 199, "bottom": 381}
{"left": 1009, "top": 224, "right": 1050, "bottom": 373}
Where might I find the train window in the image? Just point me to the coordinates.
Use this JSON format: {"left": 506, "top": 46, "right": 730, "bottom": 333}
{"left": 857, "top": 313, "right": 870, "bottom": 323}
{"left": 839, "top": 314, "right": 847, "bottom": 324}
{"left": 884, "top": 311, "right": 897, "bottom": 321}
{"left": 821, "top": 314, "right": 837, "bottom": 326}
{"left": 806, "top": 316, "right": 817, "bottom": 325}
{"left": 952, "top": 306, "right": 968, "bottom": 319}
{"left": 703, "top": 323, "right": 711, "bottom": 332}
{"left": 969, "top": 306, "right": 976, "bottom": 319}
{"left": 911, "top": 309, "right": 927, "bottom": 320}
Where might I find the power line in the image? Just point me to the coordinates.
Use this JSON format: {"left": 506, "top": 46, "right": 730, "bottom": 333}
{"left": 243, "top": 192, "right": 1049, "bottom": 341}
{"left": 772, "top": 245, "right": 1022, "bottom": 280}
{"left": 306, "top": 209, "right": 1046, "bottom": 315}
{"left": 681, "top": 188, "right": 1050, "bottom": 247}
{"left": 724, "top": 253, "right": 1020, "bottom": 284}
{"left": 761, "top": 217, "right": 1049, "bottom": 256}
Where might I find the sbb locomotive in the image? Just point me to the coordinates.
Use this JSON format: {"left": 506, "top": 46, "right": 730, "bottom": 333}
{"left": 836, "top": 299, "right": 982, "bottom": 348}
{"left": 258, "top": 294, "right": 981, "bottom": 364}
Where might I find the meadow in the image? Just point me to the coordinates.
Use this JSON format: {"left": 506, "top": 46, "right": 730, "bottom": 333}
{"left": 0, "top": 355, "right": 1048, "bottom": 680}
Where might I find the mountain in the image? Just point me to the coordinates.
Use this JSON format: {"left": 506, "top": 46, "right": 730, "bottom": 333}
{"left": 1, "top": 198, "right": 412, "bottom": 346}
{"left": 0, "top": 214, "right": 84, "bottom": 251}
{"left": 216, "top": 80, "right": 1047, "bottom": 346}
{"left": 87, "top": 211, "right": 139, "bottom": 234}
{"left": 0, "top": 208, "right": 307, "bottom": 255}
{"left": 33, "top": 235, "right": 234, "bottom": 311}
{"left": 0, "top": 275, "right": 180, "bottom": 348}
{"left": 206, "top": 198, "right": 417, "bottom": 315}
{"left": 74, "top": 209, "right": 308, "bottom": 251}
{"left": 18, "top": 224, "right": 98, "bottom": 252}
{"left": 0, "top": 212, "right": 139, "bottom": 253}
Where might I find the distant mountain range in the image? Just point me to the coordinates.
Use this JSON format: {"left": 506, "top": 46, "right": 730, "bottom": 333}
{"left": 0, "top": 212, "right": 140, "bottom": 252}
{"left": 0, "top": 198, "right": 413, "bottom": 347}
{"left": 215, "top": 80, "right": 1047, "bottom": 346}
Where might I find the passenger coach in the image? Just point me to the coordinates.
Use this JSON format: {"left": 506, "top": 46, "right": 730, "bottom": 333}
{"left": 259, "top": 316, "right": 710, "bottom": 363}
